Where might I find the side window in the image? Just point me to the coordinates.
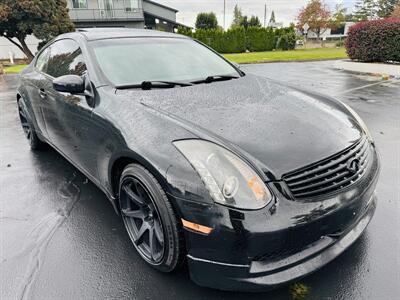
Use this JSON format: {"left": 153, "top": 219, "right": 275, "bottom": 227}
{"left": 35, "top": 47, "right": 50, "bottom": 73}
{"left": 72, "top": 0, "right": 88, "bottom": 8}
{"left": 46, "top": 39, "right": 87, "bottom": 78}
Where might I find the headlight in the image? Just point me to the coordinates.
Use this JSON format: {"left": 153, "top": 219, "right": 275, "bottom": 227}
{"left": 340, "top": 101, "right": 374, "bottom": 143}
{"left": 173, "top": 140, "right": 272, "bottom": 210}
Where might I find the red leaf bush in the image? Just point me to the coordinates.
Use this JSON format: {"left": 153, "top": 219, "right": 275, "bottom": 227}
{"left": 345, "top": 18, "right": 400, "bottom": 63}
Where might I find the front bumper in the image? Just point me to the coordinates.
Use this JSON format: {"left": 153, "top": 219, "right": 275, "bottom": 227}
{"left": 169, "top": 144, "right": 379, "bottom": 291}
{"left": 187, "top": 196, "right": 376, "bottom": 291}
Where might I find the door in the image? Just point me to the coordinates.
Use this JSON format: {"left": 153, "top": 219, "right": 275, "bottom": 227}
{"left": 41, "top": 39, "right": 98, "bottom": 179}
{"left": 26, "top": 47, "right": 51, "bottom": 138}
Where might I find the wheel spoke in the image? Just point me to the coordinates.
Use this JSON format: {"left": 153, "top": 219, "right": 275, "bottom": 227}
{"left": 123, "top": 185, "right": 145, "bottom": 206}
{"left": 153, "top": 219, "right": 164, "bottom": 244}
{"left": 149, "top": 226, "right": 155, "bottom": 260}
{"left": 121, "top": 208, "right": 145, "bottom": 219}
{"left": 134, "top": 222, "right": 148, "bottom": 246}
{"left": 133, "top": 180, "right": 148, "bottom": 201}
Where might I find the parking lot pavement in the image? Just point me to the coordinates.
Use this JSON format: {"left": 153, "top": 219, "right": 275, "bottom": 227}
{"left": 1, "top": 61, "right": 399, "bottom": 300}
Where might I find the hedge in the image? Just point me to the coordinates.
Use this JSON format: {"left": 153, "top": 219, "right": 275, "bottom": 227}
{"left": 345, "top": 18, "right": 400, "bottom": 63}
{"left": 177, "top": 26, "right": 296, "bottom": 53}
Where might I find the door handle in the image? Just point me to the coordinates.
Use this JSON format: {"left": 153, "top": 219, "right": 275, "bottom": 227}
{"left": 39, "top": 89, "right": 47, "bottom": 99}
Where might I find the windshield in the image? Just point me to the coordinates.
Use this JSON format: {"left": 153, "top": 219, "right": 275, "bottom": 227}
{"left": 91, "top": 37, "right": 240, "bottom": 87}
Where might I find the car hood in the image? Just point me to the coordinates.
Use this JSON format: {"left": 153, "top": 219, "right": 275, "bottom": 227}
{"left": 116, "top": 74, "right": 362, "bottom": 179}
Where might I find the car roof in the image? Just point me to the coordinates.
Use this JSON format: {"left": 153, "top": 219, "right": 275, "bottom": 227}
{"left": 58, "top": 28, "right": 189, "bottom": 41}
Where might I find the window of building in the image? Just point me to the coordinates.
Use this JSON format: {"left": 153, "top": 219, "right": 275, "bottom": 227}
{"left": 72, "top": 0, "right": 88, "bottom": 9}
{"left": 125, "top": 0, "right": 139, "bottom": 11}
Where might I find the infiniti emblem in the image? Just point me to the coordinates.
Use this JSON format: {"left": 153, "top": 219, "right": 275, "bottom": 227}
{"left": 346, "top": 158, "right": 360, "bottom": 174}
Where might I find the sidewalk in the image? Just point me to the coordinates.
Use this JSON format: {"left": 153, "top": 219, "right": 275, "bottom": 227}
{"left": 335, "top": 60, "right": 400, "bottom": 77}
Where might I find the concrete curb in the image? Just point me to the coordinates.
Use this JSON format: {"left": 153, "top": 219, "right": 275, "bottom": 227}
{"left": 335, "top": 60, "right": 400, "bottom": 77}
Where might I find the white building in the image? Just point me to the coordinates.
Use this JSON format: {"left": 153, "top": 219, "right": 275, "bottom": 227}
{"left": 304, "top": 22, "right": 355, "bottom": 39}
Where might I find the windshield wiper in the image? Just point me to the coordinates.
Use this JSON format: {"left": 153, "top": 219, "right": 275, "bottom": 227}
{"left": 116, "top": 80, "right": 193, "bottom": 90}
{"left": 191, "top": 74, "right": 240, "bottom": 84}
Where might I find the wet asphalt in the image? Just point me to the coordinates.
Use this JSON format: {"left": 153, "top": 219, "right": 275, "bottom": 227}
{"left": 0, "top": 61, "right": 399, "bottom": 300}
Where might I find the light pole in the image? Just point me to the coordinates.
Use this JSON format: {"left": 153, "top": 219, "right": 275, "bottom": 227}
{"left": 223, "top": 0, "right": 226, "bottom": 30}
{"left": 264, "top": 3, "right": 267, "bottom": 27}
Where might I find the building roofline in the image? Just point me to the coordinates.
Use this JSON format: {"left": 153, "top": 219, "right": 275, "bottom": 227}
{"left": 144, "top": 12, "right": 190, "bottom": 28}
{"left": 143, "top": 0, "right": 179, "bottom": 13}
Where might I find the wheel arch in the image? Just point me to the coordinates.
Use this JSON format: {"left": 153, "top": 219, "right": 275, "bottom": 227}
{"left": 109, "top": 151, "right": 174, "bottom": 213}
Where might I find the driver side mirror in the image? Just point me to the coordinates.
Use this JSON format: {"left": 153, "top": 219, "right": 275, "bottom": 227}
{"left": 53, "top": 75, "right": 85, "bottom": 94}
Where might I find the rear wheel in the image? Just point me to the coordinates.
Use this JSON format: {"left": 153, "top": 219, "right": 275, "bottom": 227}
{"left": 119, "top": 164, "right": 184, "bottom": 272}
{"left": 18, "top": 100, "right": 45, "bottom": 150}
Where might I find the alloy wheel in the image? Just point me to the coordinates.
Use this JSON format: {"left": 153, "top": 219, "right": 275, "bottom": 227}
{"left": 120, "top": 177, "right": 165, "bottom": 263}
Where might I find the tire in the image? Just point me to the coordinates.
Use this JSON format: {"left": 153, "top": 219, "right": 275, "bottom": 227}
{"left": 17, "top": 99, "right": 46, "bottom": 150}
{"left": 118, "top": 163, "right": 184, "bottom": 272}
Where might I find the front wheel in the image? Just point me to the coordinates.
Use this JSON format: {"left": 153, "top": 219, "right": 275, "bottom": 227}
{"left": 118, "top": 164, "right": 184, "bottom": 272}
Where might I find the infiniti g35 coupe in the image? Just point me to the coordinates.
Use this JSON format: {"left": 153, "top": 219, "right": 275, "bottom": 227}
{"left": 16, "top": 28, "right": 380, "bottom": 291}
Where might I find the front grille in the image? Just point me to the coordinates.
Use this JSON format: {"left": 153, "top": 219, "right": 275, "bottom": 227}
{"left": 283, "top": 136, "right": 372, "bottom": 199}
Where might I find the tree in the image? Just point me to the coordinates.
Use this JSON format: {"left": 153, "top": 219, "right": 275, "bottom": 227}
{"left": 269, "top": 11, "right": 276, "bottom": 24}
{"left": 239, "top": 15, "right": 249, "bottom": 29}
{"left": 231, "top": 4, "right": 243, "bottom": 28}
{"left": 391, "top": 3, "right": 400, "bottom": 17}
{"left": 354, "top": 0, "right": 399, "bottom": 20}
{"left": 377, "top": 0, "right": 400, "bottom": 18}
{"left": 296, "top": 0, "right": 331, "bottom": 40}
{"left": 332, "top": 4, "right": 346, "bottom": 24}
{"left": 248, "top": 15, "right": 261, "bottom": 27}
{"left": 353, "top": 0, "right": 378, "bottom": 20}
{"left": 0, "top": 0, "right": 74, "bottom": 61}
{"left": 195, "top": 12, "right": 218, "bottom": 30}
{"left": 331, "top": 4, "right": 346, "bottom": 30}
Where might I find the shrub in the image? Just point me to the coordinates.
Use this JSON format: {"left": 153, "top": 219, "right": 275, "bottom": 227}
{"left": 345, "top": 18, "right": 400, "bottom": 63}
{"left": 193, "top": 27, "right": 246, "bottom": 53}
{"left": 178, "top": 26, "right": 295, "bottom": 53}
{"left": 286, "top": 32, "right": 297, "bottom": 50}
{"left": 246, "top": 27, "right": 275, "bottom": 51}
{"left": 335, "top": 40, "right": 344, "bottom": 47}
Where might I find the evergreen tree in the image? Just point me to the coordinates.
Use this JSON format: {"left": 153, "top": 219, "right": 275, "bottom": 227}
{"left": 231, "top": 4, "right": 243, "bottom": 28}
{"left": 377, "top": 0, "right": 400, "bottom": 18}
{"left": 249, "top": 15, "right": 262, "bottom": 27}
{"left": 269, "top": 11, "right": 276, "bottom": 23}
{"left": 195, "top": 12, "right": 218, "bottom": 30}
{"left": 239, "top": 15, "right": 249, "bottom": 29}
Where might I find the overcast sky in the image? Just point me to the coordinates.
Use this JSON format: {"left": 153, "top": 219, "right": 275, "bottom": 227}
{"left": 159, "top": 0, "right": 357, "bottom": 28}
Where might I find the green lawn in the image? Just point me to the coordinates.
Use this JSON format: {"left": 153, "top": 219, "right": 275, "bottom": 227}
{"left": 223, "top": 48, "right": 348, "bottom": 64}
{"left": 3, "top": 64, "right": 28, "bottom": 74}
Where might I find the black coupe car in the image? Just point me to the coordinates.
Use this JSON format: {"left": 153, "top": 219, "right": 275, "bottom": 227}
{"left": 16, "top": 28, "right": 379, "bottom": 291}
